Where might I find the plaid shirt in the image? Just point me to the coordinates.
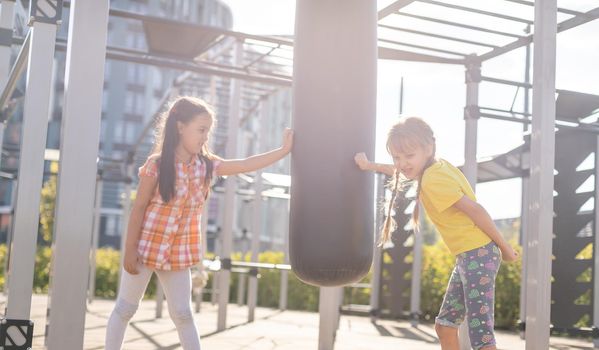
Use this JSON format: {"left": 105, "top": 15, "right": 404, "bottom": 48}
{"left": 136, "top": 154, "right": 220, "bottom": 270}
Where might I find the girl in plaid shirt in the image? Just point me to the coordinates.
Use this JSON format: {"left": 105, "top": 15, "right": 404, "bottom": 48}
{"left": 106, "top": 96, "right": 293, "bottom": 350}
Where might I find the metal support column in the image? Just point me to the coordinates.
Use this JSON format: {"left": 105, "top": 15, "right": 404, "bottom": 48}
{"left": 217, "top": 39, "right": 243, "bottom": 331}
{"left": 525, "top": 1, "right": 557, "bottom": 349}
{"left": 5, "top": 0, "right": 60, "bottom": 321}
{"left": 45, "top": 1, "right": 109, "bottom": 348}
{"left": 460, "top": 54, "right": 481, "bottom": 350}
{"left": 88, "top": 175, "right": 103, "bottom": 304}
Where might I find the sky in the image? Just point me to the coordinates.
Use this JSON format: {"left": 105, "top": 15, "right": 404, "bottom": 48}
{"left": 221, "top": 0, "right": 599, "bottom": 219}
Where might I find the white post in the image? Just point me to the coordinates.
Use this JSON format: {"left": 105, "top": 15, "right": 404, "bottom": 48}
{"left": 519, "top": 176, "right": 529, "bottom": 339}
{"left": 279, "top": 269, "right": 288, "bottom": 310}
{"left": 410, "top": 203, "right": 423, "bottom": 326}
{"left": 525, "top": 1, "right": 557, "bottom": 349}
{"left": 195, "top": 205, "right": 210, "bottom": 313}
{"left": 593, "top": 135, "right": 599, "bottom": 349}
{"left": 237, "top": 273, "right": 246, "bottom": 306}
{"left": 247, "top": 100, "right": 264, "bottom": 320}
{"left": 319, "top": 287, "right": 341, "bottom": 350}
{"left": 217, "top": 39, "right": 243, "bottom": 331}
{"left": 369, "top": 173, "right": 385, "bottom": 318}
{"left": 5, "top": 3, "right": 59, "bottom": 320}
{"left": 45, "top": 1, "right": 109, "bottom": 348}
{"left": 118, "top": 164, "right": 134, "bottom": 292}
{"left": 0, "top": 0, "right": 14, "bottom": 89}
{"left": 459, "top": 54, "right": 481, "bottom": 349}
{"left": 0, "top": 0, "right": 14, "bottom": 297}
{"left": 88, "top": 177, "right": 103, "bottom": 304}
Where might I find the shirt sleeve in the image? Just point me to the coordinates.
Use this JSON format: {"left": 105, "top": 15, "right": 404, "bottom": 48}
{"left": 212, "top": 158, "right": 222, "bottom": 178}
{"left": 138, "top": 156, "right": 159, "bottom": 178}
{"left": 421, "top": 169, "right": 464, "bottom": 212}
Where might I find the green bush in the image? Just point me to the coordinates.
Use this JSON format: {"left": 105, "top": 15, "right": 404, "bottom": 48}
{"left": 0, "top": 242, "right": 523, "bottom": 330}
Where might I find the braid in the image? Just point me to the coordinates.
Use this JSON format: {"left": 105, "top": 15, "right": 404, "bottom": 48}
{"left": 378, "top": 170, "right": 401, "bottom": 247}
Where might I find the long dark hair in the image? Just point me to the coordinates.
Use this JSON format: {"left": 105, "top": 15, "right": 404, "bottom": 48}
{"left": 379, "top": 117, "right": 436, "bottom": 246}
{"left": 152, "top": 96, "right": 218, "bottom": 203}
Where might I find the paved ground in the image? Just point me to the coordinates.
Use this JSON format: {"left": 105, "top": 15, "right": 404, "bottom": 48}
{"left": 2, "top": 294, "right": 595, "bottom": 349}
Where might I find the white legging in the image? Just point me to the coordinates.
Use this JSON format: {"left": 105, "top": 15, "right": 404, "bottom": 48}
{"left": 105, "top": 263, "right": 201, "bottom": 350}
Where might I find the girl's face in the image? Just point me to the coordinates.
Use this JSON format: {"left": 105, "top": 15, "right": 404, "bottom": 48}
{"left": 388, "top": 140, "right": 434, "bottom": 180}
{"left": 177, "top": 113, "right": 212, "bottom": 155}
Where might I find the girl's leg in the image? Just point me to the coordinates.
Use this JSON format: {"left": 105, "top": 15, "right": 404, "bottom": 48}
{"left": 156, "top": 267, "right": 201, "bottom": 350}
{"left": 105, "top": 263, "right": 154, "bottom": 350}
{"left": 435, "top": 264, "right": 466, "bottom": 350}
{"left": 459, "top": 242, "right": 502, "bottom": 350}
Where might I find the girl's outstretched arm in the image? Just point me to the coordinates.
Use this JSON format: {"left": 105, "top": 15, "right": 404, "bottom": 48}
{"left": 216, "top": 128, "right": 293, "bottom": 176}
{"left": 354, "top": 152, "right": 395, "bottom": 176}
{"left": 452, "top": 196, "right": 519, "bottom": 262}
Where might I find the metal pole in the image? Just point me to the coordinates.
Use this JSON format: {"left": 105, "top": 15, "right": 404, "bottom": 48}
{"left": 195, "top": 204, "right": 210, "bottom": 313}
{"left": 279, "top": 269, "right": 288, "bottom": 310}
{"left": 45, "top": 1, "right": 108, "bottom": 348}
{"left": 318, "top": 287, "right": 341, "bottom": 350}
{"left": 410, "top": 202, "right": 423, "bottom": 326}
{"left": 0, "top": 1, "right": 14, "bottom": 138}
{"left": 594, "top": 135, "right": 599, "bottom": 349}
{"left": 459, "top": 54, "right": 481, "bottom": 350}
{"left": 593, "top": 136, "right": 599, "bottom": 349}
{"left": 525, "top": 1, "right": 557, "bottom": 349}
{"left": 0, "top": 0, "right": 15, "bottom": 297}
{"left": 217, "top": 39, "right": 243, "bottom": 331}
{"left": 118, "top": 164, "right": 134, "bottom": 293}
{"left": 369, "top": 173, "right": 385, "bottom": 318}
{"left": 237, "top": 273, "right": 246, "bottom": 306}
{"left": 5, "top": 3, "right": 59, "bottom": 321}
{"left": 247, "top": 100, "right": 265, "bottom": 322}
{"left": 248, "top": 161, "right": 265, "bottom": 322}
{"left": 462, "top": 55, "right": 481, "bottom": 189}
{"left": 519, "top": 25, "right": 532, "bottom": 340}
{"left": 88, "top": 176, "right": 103, "bottom": 304}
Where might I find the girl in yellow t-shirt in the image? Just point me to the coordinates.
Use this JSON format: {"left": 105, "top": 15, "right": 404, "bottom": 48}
{"left": 354, "top": 116, "right": 518, "bottom": 350}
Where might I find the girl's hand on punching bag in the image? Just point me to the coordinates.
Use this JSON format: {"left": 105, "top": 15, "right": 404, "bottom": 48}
{"left": 354, "top": 152, "right": 372, "bottom": 171}
{"left": 281, "top": 127, "right": 294, "bottom": 154}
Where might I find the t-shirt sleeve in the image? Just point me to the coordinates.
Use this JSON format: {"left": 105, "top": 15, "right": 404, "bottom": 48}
{"left": 138, "top": 156, "right": 159, "bottom": 178}
{"left": 421, "top": 170, "right": 464, "bottom": 212}
{"left": 212, "top": 158, "right": 222, "bottom": 178}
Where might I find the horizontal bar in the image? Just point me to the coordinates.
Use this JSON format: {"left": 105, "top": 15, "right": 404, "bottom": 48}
{"left": 503, "top": 0, "right": 583, "bottom": 16}
{"left": 379, "top": 23, "right": 500, "bottom": 48}
{"left": 480, "top": 112, "right": 599, "bottom": 134}
{"left": 0, "top": 30, "right": 30, "bottom": 120}
{"left": 378, "top": 46, "right": 465, "bottom": 64}
{"left": 481, "top": 75, "right": 566, "bottom": 94}
{"left": 61, "top": 2, "right": 295, "bottom": 48}
{"left": 378, "top": 0, "right": 417, "bottom": 20}
{"left": 379, "top": 38, "right": 468, "bottom": 57}
{"left": 394, "top": 12, "right": 524, "bottom": 39}
{"left": 417, "top": 0, "right": 534, "bottom": 25}
{"left": 480, "top": 106, "right": 531, "bottom": 116}
{"left": 481, "top": 7, "right": 599, "bottom": 62}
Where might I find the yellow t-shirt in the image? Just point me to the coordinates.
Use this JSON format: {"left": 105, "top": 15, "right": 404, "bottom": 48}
{"left": 419, "top": 158, "right": 491, "bottom": 255}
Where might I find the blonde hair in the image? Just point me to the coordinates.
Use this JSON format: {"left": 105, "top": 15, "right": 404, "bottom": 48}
{"left": 379, "top": 117, "right": 436, "bottom": 246}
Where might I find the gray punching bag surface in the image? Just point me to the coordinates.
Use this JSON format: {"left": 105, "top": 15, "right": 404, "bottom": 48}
{"left": 289, "top": 0, "right": 377, "bottom": 287}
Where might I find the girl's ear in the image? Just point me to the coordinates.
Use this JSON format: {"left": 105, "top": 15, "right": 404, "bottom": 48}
{"left": 176, "top": 121, "right": 185, "bottom": 135}
{"left": 426, "top": 144, "right": 434, "bottom": 157}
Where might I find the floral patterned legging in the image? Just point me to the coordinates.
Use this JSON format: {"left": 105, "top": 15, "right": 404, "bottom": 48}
{"left": 435, "top": 241, "right": 502, "bottom": 350}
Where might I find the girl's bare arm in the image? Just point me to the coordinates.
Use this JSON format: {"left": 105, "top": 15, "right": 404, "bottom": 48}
{"left": 216, "top": 128, "right": 293, "bottom": 176}
{"left": 123, "top": 176, "right": 156, "bottom": 273}
{"left": 354, "top": 152, "right": 395, "bottom": 176}
{"left": 452, "top": 195, "right": 519, "bottom": 262}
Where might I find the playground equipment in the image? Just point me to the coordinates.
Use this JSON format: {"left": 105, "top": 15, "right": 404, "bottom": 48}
{"left": 0, "top": 0, "right": 597, "bottom": 349}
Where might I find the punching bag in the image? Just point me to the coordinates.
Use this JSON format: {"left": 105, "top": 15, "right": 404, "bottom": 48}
{"left": 289, "top": 0, "right": 377, "bottom": 287}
